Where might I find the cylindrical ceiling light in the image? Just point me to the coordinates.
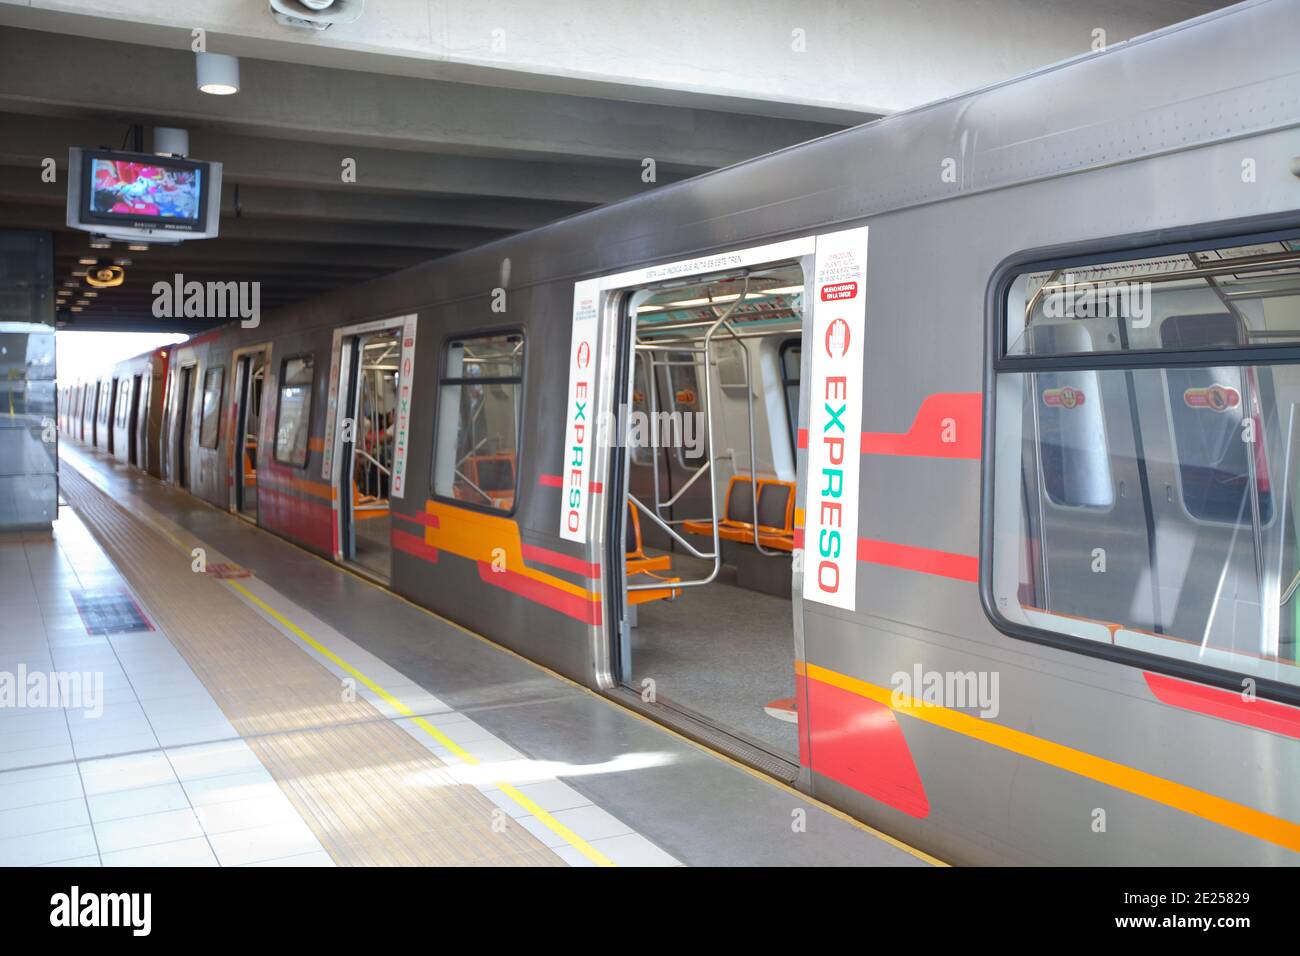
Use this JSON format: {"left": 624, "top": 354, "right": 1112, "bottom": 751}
{"left": 196, "top": 53, "right": 240, "bottom": 95}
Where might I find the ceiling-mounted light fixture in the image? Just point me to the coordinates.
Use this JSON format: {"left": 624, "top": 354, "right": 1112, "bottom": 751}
{"left": 85, "top": 264, "right": 126, "bottom": 289}
{"left": 268, "top": 0, "right": 364, "bottom": 31}
{"left": 196, "top": 52, "right": 240, "bottom": 95}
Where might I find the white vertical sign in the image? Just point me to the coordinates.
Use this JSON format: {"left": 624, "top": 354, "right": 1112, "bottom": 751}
{"left": 559, "top": 279, "right": 600, "bottom": 543}
{"left": 802, "top": 226, "right": 869, "bottom": 611}
{"left": 389, "top": 313, "right": 418, "bottom": 499}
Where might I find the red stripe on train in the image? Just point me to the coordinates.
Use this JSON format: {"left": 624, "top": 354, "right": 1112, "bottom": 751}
{"left": 475, "top": 562, "right": 602, "bottom": 625}
{"left": 1143, "top": 672, "right": 1300, "bottom": 740}
{"left": 392, "top": 511, "right": 441, "bottom": 529}
{"left": 521, "top": 543, "right": 600, "bottom": 579}
{"left": 792, "top": 530, "right": 979, "bottom": 583}
{"left": 538, "top": 473, "right": 604, "bottom": 493}
{"left": 857, "top": 538, "right": 978, "bottom": 582}
{"left": 797, "top": 392, "right": 982, "bottom": 460}
{"left": 392, "top": 528, "right": 439, "bottom": 563}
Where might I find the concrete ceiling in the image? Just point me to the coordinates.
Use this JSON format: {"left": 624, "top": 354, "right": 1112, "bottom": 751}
{"left": 0, "top": 0, "right": 1235, "bottom": 332}
{"left": 0, "top": 25, "right": 858, "bottom": 332}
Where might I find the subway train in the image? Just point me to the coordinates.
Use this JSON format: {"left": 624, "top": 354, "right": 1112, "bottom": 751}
{"left": 61, "top": 0, "right": 1300, "bottom": 865}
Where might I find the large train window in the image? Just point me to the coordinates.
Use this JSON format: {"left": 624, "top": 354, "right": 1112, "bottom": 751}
{"left": 989, "top": 235, "right": 1300, "bottom": 699}
{"left": 432, "top": 331, "right": 524, "bottom": 513}
{"left": 273, "top": 356, "right": 314, "bottom": 467}
{"left": 198, "top": 366, "right": 224, "bottom": 449}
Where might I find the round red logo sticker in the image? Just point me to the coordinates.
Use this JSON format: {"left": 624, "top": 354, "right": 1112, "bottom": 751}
{"left": 1183, "top": 384, "right": 1241, "bottom": 411}
{"left": 1042, "top": 386, "right": 1086, "bottom": 409}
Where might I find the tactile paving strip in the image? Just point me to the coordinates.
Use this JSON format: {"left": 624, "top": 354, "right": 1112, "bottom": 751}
{"left": 60, "top": 466, "right": 561, "bottom": 867}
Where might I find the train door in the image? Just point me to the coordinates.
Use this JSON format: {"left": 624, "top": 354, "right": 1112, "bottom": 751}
{"left": 176, "top": 364, "right": 196, "bottom": 489}
{"left": 331, "top": 323, "right": 405, "bottom": 582}
{"left": 606, "top": 256, "right": 809, "bottom": 768}
{"left": 135, "top": 373, "right": 151, "bottom": 473}
{"left": 105, "top": 379, "right": 118, "bottom": 455}
{"left": 126, "top": 374, "right": 142, "bottom": 467}
{"left": 230, "top": 346, "right": 269, "bottom": 520}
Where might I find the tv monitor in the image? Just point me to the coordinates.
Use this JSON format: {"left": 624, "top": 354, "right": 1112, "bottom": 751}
{"left": 66, "top": 148, "right": 222, "bottom": 242}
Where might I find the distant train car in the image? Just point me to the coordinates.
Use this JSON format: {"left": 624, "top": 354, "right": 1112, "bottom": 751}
{"left": 71, "top": 1, "right": 1300, "bottom": 865}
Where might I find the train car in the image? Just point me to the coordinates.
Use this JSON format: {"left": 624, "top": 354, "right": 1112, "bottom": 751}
{"left": 100, "top": 348, "right": 170, "bottom": 478}
{"left": 72, "top": 0, "right": 1300, "bottom": 865}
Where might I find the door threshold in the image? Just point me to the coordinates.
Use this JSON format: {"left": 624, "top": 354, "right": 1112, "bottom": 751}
{"left": 607, "top": 685, "right": 800, "bottom": 784}
{"left": 341, "top": 560, "right": 390, "bottom": 587}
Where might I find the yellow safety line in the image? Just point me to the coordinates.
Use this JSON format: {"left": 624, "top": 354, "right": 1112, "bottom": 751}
{"left": 226, "top": 579, "right": 616, "bottom": 867}
{"left": 802, "top": 661, "right": 1300, "bottom": 855}
{"left": 64, "top": 448, "right": 941, "bottom": 866}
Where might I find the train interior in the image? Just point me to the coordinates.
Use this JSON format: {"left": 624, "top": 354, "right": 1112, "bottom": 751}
{"left": 616, "top": 263, "right": 805, "bottom": 759}
{"left": 336, "top": 327, "right": 404, "bottom": 581}
{"left": 994, "top": 237, "right": 1300, "bottom": 688}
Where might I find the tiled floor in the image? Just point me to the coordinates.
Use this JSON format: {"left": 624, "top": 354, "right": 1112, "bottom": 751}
{"left": 45, "top": 443, "right": 936, "bottom": 867}
{"left": 0, "top": 510, "right": 333, "bottom": 867}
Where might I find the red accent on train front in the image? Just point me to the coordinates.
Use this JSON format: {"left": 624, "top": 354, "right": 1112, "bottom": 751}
{"left": 803, "top": 673, "right": 930, "bottom": 818}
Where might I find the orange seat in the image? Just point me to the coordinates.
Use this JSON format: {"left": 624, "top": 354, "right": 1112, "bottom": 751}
{"left": 683, "top": 476, "right": 796, "bottom": 551}
{"left": 627, "top": 569, "right": 682, "bottom": 605}
{"left": 624, "top": 502, "right": 676, "bottom": 604}
{"left": 352, "top": 480, "right": 390, "bottom": 521}
{"left": 625, "top": 502, "right": 672, "bottom": 573}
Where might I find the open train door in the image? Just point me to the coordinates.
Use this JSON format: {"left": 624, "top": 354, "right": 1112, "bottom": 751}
{"left": 582, "top": 234, "right": 843, "bottom": 779}
{"left": 229, "top": 344, "right": 270, "bottom": 522}
{"left": 323, "top": 315, "right": 418, "bottom": 583}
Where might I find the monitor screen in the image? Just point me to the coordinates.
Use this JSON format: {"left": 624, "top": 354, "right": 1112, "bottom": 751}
{"left": 86, "top": 156, "right": 203, "bottom": 224}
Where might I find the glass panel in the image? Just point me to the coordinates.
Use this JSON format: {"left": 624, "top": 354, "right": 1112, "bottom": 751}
{"left": 1005, "top": 238, "right": 1300, "bottom": 358}
{"left": 433, "top": 334, "right": 523, "bottom": 511}
{"left": 199, "top": 367, "right": 223, "bottom": 448}
{"left": 274, "top": 357, "right": 313, "bottom": 467}
{"left": 990, "top": 361, "right": 1299, "bottom": 687}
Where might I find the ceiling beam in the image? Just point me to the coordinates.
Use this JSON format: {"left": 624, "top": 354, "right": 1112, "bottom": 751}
{"left": 0, "top": 28, "right": 847, "bottom": 169}
{"left": 0, "top": 112, "right": 700, "bottom": 206}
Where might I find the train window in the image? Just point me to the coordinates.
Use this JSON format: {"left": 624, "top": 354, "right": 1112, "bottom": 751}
{"left": 274, "top": 356, "right": 314, "bottom": 467}
{"left": 780, "top": 339, "right": 800, "bottom": 454}
{"left": 989, "top": 235, "right": 1300, "bottom": 698}
{"left": 198, "top": 366, "right": 224, "bottom": 449}
{"left": 116, "top": 382, "right": 131, "bottom": 428}
{"left": 432, "top": 331, "right": 524, "bottom": 513}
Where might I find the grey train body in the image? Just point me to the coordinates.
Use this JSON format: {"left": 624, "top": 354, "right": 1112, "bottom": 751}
{"left": 70, "top": 0, "right": 1300, "bottom": 865}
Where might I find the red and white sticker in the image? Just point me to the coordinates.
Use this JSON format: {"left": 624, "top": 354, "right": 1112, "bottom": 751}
{"left": 802, "top": 226, "right": 868, "bottom": 612}
{"left": 559, "top": 279, "right": 600, "bottom": 543}
{"left": 1183, "top": 384, "right": 1240, "bottom": 411}
{"left": 1042, "top": 386, "right": 1086, "bottom": 409}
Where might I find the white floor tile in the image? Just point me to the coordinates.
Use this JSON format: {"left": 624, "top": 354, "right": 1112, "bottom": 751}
{"left": 101, "top": 836, "right": 217, "bottom": 867}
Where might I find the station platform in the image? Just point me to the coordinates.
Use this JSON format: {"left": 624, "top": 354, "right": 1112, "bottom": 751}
{"left": 0, "top": 443, "right": 938, "bottom": 867}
